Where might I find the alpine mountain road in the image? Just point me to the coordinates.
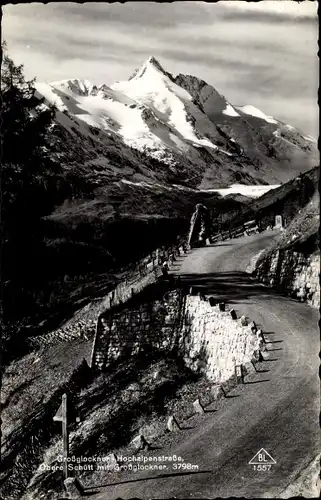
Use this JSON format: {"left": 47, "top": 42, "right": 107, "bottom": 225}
{"left": 90, "top": 231, "right": 319, "bottom": 499}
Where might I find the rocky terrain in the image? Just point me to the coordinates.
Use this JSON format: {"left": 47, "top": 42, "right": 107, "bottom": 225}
{"left": 251, "top": 173, "right": 320, "bottom": 308}
{"left": 225, "top": 165, "right": 319, "bottom": 233}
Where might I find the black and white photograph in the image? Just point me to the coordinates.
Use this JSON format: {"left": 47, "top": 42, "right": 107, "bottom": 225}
{"left": 0, "top": 1, "right": 319, "bottom": 499}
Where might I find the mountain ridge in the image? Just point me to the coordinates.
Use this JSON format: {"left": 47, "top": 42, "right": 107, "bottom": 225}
{"left": 35, "top": 56, "right": 317, "bottom": 189}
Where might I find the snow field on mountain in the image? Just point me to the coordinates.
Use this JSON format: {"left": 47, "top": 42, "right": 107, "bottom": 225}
{"left": 39, "top": 74, "right": 216, "bottom": 155}
{"left": 37, "top": 59, "right": 308, "bottom": 163}
{"left": 37, "top": 81, "right": 171, "bottom": 152}
{"left": 303, "top": 135, "right": 317, "bottom": 143}
{"left": 35, "top": 82, "right": 68, "bottom": 112}
{"left": 209, "top": 184, "right": 280, "bottom": 198}
{"left": 119, "top": 178, "right": 279, "bottom": 200}
{"left": 223, "top": 103, "right": 240, "bottom": 117}
{"left": 236, "top": 104, "right": 278, "bottom": 124}
{"left": 96, "top": 85, "right": 137, "bottom": 106}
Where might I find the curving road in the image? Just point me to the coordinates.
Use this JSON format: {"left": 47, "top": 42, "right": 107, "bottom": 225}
{"left": 90, "top": 232, "right": 319, "bottom": 499}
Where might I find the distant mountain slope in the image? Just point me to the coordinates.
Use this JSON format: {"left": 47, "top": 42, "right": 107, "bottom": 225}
{"left": 226, "top": 166, "right": 320, "bottom": 233}
{"left": 35, "top": 56, "right": 317, "bottom": 189}
{"left": 273, "top": 189, "right": 319, "bottom": 252}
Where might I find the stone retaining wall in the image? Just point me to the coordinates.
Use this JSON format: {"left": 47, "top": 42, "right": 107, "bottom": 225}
{"left": 92, "top": 285, "right": 257, "bottom": 387}
{"left": 91, "top": 288, "right": 186, "bottom": 371}
{"left": 179, "top": 296, "right": 257, "bottom": 383}
{"left": 255, "top": 249, "right": 320, "bottom": 308}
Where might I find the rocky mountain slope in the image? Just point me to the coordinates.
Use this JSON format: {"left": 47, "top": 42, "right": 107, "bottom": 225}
{"left": 36, "top": 56, "right": 317, "bottom": 190}
{"left": 226, "top": 166, "right": 319, "bottom": 235}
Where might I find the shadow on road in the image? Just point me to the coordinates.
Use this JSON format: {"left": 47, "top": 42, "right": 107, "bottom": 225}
{"left": 208, "top": 243, "right": 233, "bottom": 247}
{"left": 59, "top": 493, "right": 97, "bottom": 499}
{"left": 87, "top": 469, "right": 212, "bottom": 491}
{"left": 244, "top": 379, "right": 270, "bottom": 384}
{"left": 254, "top": 367, "right": 270, "bottom": 373}
{"left": 175, "top": 271, "right": 290, "bottom": 304}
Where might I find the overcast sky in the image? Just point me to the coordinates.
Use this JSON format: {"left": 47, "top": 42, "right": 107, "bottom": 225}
{"left": 3, "top": 1, "right": 318, "bottom": 136}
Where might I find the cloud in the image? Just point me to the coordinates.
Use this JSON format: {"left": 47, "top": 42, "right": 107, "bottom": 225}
{"left": 221, "top": 9, "right": 317, "bottom": 24}
{"left": 221, "top": 0, "right": 317, "bottom": 18}
{"left": 2, "top": 1, "right": 318, "bottom": 136}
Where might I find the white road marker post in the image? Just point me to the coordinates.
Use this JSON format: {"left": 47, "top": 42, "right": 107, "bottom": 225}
{"left": 235, "top": 364, "right": 244, "bottom": 383}
{"left": 167, "top": 415, "right": 181, "bottom": 432}
{"left": 193, "top": 398, "right": 205, "bottom": 414}
{"left": 62, "top": 394, "right": 69, "bottom": 481}
{"left": 53, "top": 393, "right": 69, "bottom": 480}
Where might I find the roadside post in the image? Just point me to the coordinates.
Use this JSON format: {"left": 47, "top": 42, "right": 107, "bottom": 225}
{"left": 53, "top": 393, "right": 69, "bottom": 480}
{"left": 235, "top": 364, "right": 244, "bottom": 383}
{"left": 62, "top": 394, "right": 69, "bottom": 480}
{"left": 53, "top": 393, "right": 80, "bottom": 480}
{"left": 230, "top": 309, "right": 237, "bottom": 320}
{"left": 53, "top": 394, "right": 85, "bottom": 498}
{"left": 209, "top": 296, "right": 216, "bottom": 307}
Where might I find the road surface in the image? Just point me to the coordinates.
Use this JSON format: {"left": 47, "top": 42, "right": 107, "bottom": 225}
{"left": 89, "top": 232, "right": 319, "bottom": 499}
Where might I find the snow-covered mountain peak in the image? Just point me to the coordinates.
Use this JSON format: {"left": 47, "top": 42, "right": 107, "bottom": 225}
{"left": 128, "top": 56, "right": 170, "bottom": 83}
{"left": 35, "top": 58, "right": 317, "bottom": 188}
{"left": 145, "top": 56, "right": 167, "bottom": 73}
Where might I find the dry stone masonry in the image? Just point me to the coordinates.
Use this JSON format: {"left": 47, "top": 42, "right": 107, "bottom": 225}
{"left": 255, "top": 249, "right": 320, "bottom": 308}
{"left": 27, "top": 224, "right": 261, "bottom": 387}
{"left": 91, "top": 288, "right": 186, "bottom": 371}
{"left": 91, "top": 282, "right": 258, "bottom": 392}
{"left": 178, "top": 295, "right": 257, "bottom": 384}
